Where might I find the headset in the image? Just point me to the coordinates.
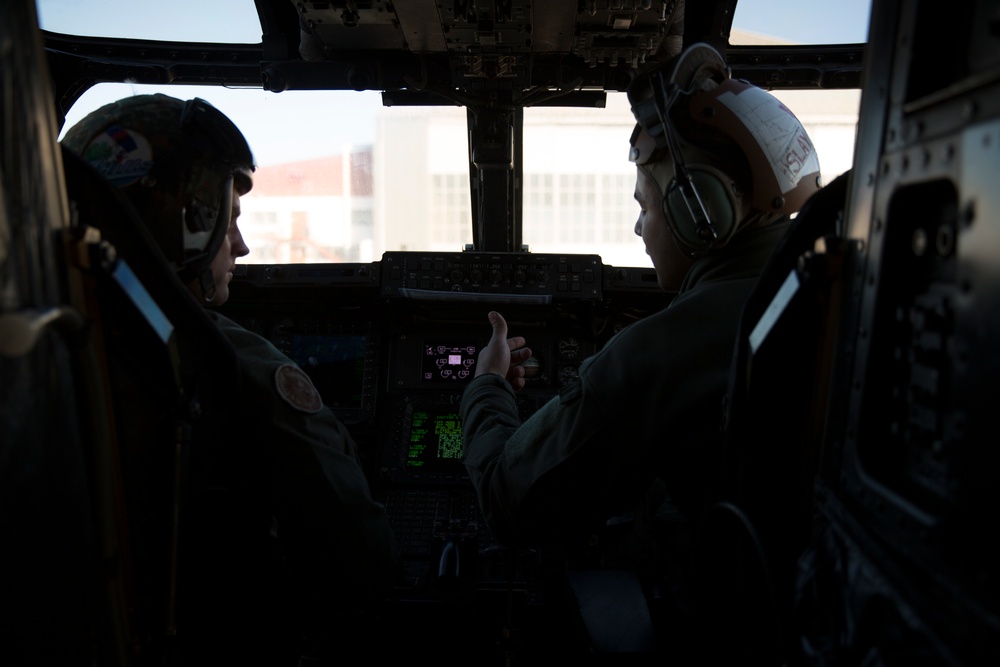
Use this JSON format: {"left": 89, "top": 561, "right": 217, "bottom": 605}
{"left": 663, "top": 161, "right": 740, "bottom": 253}
{"left": 628, "top": 43, "right": 736, "bottom": 255}
{"left": 628, "top": 43, "right": 822, "bottom": 256}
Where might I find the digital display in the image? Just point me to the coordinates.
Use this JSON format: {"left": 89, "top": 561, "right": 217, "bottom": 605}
{"left": 422, "top": 341, "right": 478, "bottom": 382}
{"left": 289, "top": 334, "right": 368, "bottom": 410}
{"left": 407, "top": 406, "right": 463, "bottom": 469}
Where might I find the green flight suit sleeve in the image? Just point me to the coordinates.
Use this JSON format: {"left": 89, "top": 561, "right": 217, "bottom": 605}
{"left": 206, "top": 311, "right": 399, "bottom": 606}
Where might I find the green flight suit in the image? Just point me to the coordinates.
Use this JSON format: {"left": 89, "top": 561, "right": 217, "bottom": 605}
{"left": 206, "top": 310, "right": 398, "bottom": 609}
{"left": 460, "top": 222, "right": 789, "bottom": 547}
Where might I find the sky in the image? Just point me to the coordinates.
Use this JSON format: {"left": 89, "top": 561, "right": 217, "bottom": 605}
{"left": 734, "top": 0, "right": 870, "bottom": 44}
{"left": 37, "top": 0, "right": 871, "bottom": 165}
{"left": 35, "top": 0, "right": 871, "bottom": 45}
{"left": 57, "top": 84, "right": 385, "bottom": 167}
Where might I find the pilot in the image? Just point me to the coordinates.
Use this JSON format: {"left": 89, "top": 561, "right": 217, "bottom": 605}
{"left": 61, "top": 94, "right": 398, "bottom": 656}
{"left": 460, "top": 44, "right": 821, "bottom": 566}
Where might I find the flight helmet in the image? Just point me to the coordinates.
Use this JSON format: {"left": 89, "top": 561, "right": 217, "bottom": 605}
{"left": 627, "top": 43, "right": 821, "bottom": 256}
{"left": 62, "top": 93, "right": 255, "bottom": 297}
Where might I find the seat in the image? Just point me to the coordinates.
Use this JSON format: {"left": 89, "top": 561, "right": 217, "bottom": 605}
{"left": 691, "top": 171, "right": 853, "bottom": 663}
{"left": 556, "top": 492, "right": 690, "bottom": 664}
{"left": 0, "top": 3, "right": 106, "bottom": 664}
{"left": 60, "top": 146, "right": 298, "bottom": 665}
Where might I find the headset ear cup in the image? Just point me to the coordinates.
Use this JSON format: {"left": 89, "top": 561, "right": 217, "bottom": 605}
{"left": 663, "top": 167, "right": 736, "bottom": 252}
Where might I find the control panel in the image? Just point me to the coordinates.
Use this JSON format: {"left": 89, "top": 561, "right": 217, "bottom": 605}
{"left": 220, "top": 252, "right": 667, "bottom": 600}
{"left": 224, "top": 312, "right": 380, "bottom": 425}
{"left": 381, "top": 251, "right": 602, "bottom": 302}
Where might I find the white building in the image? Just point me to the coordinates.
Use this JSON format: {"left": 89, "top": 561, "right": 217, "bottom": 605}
{"left": 240, "top": 152, "right": 375, "bottom": 263}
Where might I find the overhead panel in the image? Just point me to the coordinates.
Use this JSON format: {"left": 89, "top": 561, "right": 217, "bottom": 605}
{"left": 567, "top": 0, "right": 673, "bottom": 68}
{"left": 295, "top": 0, "right": 416, "bottom": 52}
{"left": 530, "top": 0, "right": 578, "bottom": 53}
{"left": 393, "top": 0, "right": 449, "bottom": 53}
{"left": 434, "top": 0, "right": 532, "bottom": 89}
{"left": 293, "top": 1, "right": 680, "bottom": 88}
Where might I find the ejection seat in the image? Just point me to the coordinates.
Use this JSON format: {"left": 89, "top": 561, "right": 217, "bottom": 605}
{"left": 59, "top": 146, "right": 296, "bottom": 665}
{"left": 691, "top": 171, "right": 853, "bottom": 663}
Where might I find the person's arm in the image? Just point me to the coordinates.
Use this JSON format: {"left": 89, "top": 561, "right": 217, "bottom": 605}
{"left": 461, "top": 311, "right": 654, "bottom": 545}
{"left": 263, "top": 392, "right": 400, "bottom": 598}
{"left": 208, "top": 311, "right": 399, "bottom": 603}
{"left": 459, "top": 311, "right": 532, "bottom": 541}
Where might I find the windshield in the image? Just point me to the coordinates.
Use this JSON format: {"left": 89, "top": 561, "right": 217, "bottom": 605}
{"left": 36, "top": 0, "right": 262, "bottom": 42}
{"left": 39, "top": 0, "right": 870, "bottom": 267}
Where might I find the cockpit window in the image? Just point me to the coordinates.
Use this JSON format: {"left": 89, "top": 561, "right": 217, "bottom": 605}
{"left": 521, "top": 12, "right": 866, "bottom": 265}
{"left": 42, "top": 0, "right": 868, "bottom": 267}
{"left": 521, "top": 96, "right": 643, "bottom": 266}
{"left": 35, "top": 0, "right": 262, "bottom": 43}
{"left": 732, "top": 0, "right": 871, "bottom": 44}
{"left": 58, "top": 82, "right": 485, "bottom": 264}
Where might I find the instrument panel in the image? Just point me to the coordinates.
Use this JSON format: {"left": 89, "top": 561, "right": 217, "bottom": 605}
{"left": 219, "top": 252, "right": 668, "bottom": 598}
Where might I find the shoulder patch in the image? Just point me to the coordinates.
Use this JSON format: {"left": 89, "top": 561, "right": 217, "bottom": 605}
{"left": 274, "top": 364, "right": 323, "bottom": 413}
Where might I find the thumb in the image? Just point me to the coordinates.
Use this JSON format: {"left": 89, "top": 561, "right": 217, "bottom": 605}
{"left": 488, "top": 311, "right": 507, "bottom": 340}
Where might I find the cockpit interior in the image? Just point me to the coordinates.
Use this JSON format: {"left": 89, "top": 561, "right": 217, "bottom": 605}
{"left": 3, "top": 1, "right": 999, "bottom": 665}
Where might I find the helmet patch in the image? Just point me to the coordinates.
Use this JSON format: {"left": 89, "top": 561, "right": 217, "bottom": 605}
{"left": 274, "top": 364, "right": 323, "bottom": 413}
{"left": 82, "top": 125, "right": 154, "bottom": 188}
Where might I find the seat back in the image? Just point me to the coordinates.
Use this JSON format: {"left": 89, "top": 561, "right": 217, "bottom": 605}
{"left": 555, "top": 174, "right": 853, "bottom": 660}
{"left": 1, "top": 3, "right": 105, "bottom": 664}
{"left": 61, "top": 146, "right": 296, "bottom": 665}
{"left": 691, "top": 171, "right": 852, "bottom": 663}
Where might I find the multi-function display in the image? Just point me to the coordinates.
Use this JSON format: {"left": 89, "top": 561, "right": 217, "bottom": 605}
{"left": 422, "top": 342, "right": 478, "bottom": 382}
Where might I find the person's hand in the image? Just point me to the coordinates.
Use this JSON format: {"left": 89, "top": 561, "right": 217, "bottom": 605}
{"left": 475, "top": 311, "right": 532, "bottom": 391}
